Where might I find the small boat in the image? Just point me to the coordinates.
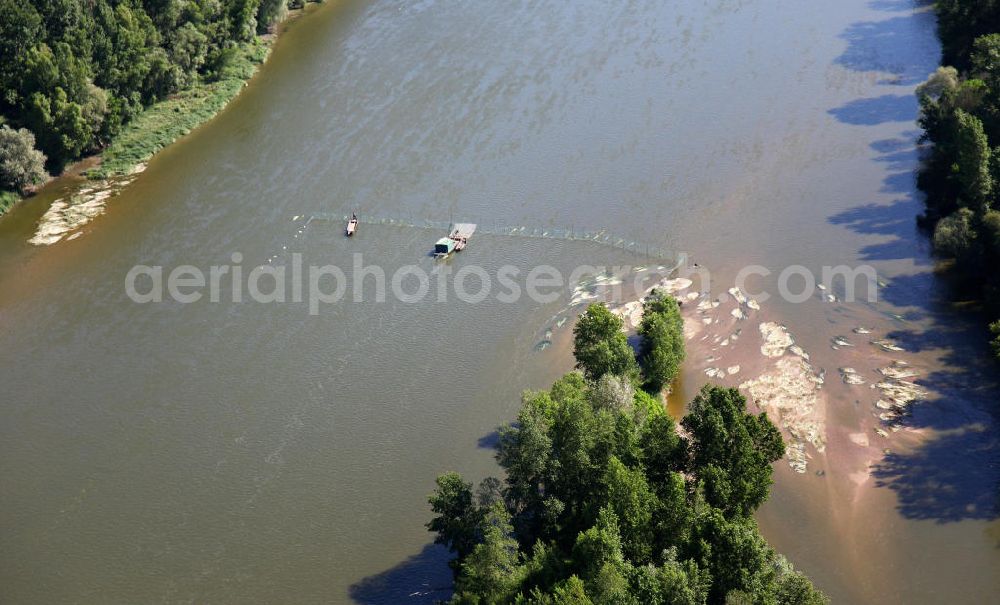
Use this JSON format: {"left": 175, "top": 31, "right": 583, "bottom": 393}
{"left": 346, "top": 213, "right": 358, "bottom": 236}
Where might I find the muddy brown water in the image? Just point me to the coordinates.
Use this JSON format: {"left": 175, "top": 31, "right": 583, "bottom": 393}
{"left": 1, "top": 0, "right": 998, "bottom": 603}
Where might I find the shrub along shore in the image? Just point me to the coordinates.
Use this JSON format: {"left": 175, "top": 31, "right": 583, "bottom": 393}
{"left": 0, "top": 0, "right": 321, "bottom": 217}
{"left": 87, "top": 38, "right": 270, "bottom": 179}
{"left": 916, "top": 1, "right": 1000, "bottom": 357}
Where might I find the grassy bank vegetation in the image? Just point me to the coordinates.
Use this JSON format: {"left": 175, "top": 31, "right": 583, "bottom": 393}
{"left": 917, "top": 1, "right": 1000, "bottom": 357}
{"left": 90, "top": 39, "right": 268, "bottom": 178}
{"left": 0, "top": 191, "right": 19, "bottom": 215}
{"left": 427, "top": 293, "right": 826, "bottom": 604}
{"left": 0, "top": 0, "right": 318, "bottom": 216}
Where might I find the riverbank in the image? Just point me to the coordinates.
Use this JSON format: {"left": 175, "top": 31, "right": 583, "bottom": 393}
{"left": 87, "top": 40, "right": 271, "bottom": 180}
{"left": 0, "top": 191, "right": 17, "bottom": 216}
{"left": 0, "top": 5, "right": 316, "bottom": 224}
{"left": 23, "top": 36, "right": 266, "bottom": 245}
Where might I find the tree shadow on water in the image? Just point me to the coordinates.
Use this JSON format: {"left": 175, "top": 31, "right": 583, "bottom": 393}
{"left": 827, "top": 135, "right": 931, "bottom": 266}
{"left": 867, "top": 0, "right": 933, "bottom": 14}
{"left": 348, "top": 543, "right": 453, "bottom": 605}
{"left": 873, "top": 426, "right": 999, "bottom": 522}
{"left": 834, "top": 9, "right": 938, "bottom": 86}
{"left": 828, "top": 94, "right": 919, "bottom": 125}
{"left": 828, "top": 198, "right": 929, "bottom": 263}
{"left": 871, "top": 267, "right": 1000, "bottom": 522}
{"left": 478, "top": 429, "right": 500, "bottom": 449}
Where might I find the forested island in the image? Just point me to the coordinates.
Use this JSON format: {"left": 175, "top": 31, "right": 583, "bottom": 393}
{"left": 427, "top": 293, "right": 826, "bottom": 604}
{"left": 0, "top": 0, "right": 318, "bottom": 214}
{"left": 916, "top": 1, "right": 1000, "bottom": 356}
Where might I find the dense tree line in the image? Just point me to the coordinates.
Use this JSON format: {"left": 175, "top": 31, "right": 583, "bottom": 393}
{"left": 427, "top": 300, "right": 825, "bottom": 604}
{"left": 573, "top": 289, "right": 685, "bottom": 393}
{"left": 917, "top": 2, "right": 1000, "bottom": 356}
{"left": 0, "top": 0, "right": 308, "bottom": 194}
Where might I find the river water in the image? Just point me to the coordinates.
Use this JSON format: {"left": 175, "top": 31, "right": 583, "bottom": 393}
{"left": 1, "top": 0, "right": 998, "bottom": 603}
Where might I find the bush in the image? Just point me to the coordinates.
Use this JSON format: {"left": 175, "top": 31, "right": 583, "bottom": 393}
{"left": 573, "top": 304, "right": 639, "bottom": 383}
{"left": 638, "top": 289, "right": 686, "bottom": 393}
{"left": 932, "top": 207, "right": 976, "bottom": 261}
{"left": 0, "top": 125, "right": 47, "bottom": 193}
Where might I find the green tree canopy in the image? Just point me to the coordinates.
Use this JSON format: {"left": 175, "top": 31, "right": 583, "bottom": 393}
{"left": 638, "top": 290, "right": 686, "bottom": 393}
{"left": 428, "top": 372, "right": 821, "bottom": 604}
{"left": 0, "top": 126, "right": 48, "bottom": 193}
{"left": 681, "top": 385, "right": 785, "bottom": 518}
{"left": 953, "top": 109, "right": 994, "bottom": 212}
{"left": 916, "top": 5, "right": 1000, "bottom": 359}
{"left": 572, "top": 304, "right": 639, "bottom": 383}
{"left": 0, "top": 0, "right": 318, "bottom": 173}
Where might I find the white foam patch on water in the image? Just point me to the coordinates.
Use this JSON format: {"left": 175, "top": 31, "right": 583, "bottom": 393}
{"left": 877, "top": 363, "right": 918, "bottom": 380}
{"left": 570, "top": 290, "right": 599, "bottom": 306}
{"left": 848, "top": 432, "right": 869, "bottom": 447}
{"left": 789, "top": 345, "right": 809, "bottom": 360}
{"left": 871, "top": 373, "right": 926, "bottom": 431}
{"left": 680, "top": 291, "right": 825, "bottom": 473}
{"left": 609, "top": 300, "right": 644, "bottom": 330}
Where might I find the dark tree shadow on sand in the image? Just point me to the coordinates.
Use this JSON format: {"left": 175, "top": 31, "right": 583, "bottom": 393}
{"left": 873, "top": 283, "right": 1000, "bottom": 523}
{"left": 349, "top": 543, "right": 453, "bottom": 605}
{"left": 832, "top": 202, "right": 1000, "bottom": 523}
{"left": 827, "top": 4, "right": 1000, "bottom": 522}
{"left": 829, "top": 142, "right": 1000, "bottom": 523}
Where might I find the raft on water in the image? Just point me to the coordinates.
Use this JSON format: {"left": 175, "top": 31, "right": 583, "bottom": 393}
{"left": 434, "top": 223, "right": 477, "bottom": 257}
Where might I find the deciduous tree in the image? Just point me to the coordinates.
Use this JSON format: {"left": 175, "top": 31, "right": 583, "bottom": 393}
{"left": 0, "top": 126, "right": 48, "bottom": 193}
{"left": 573, "top": 304, "right": 638, "bottom": 382}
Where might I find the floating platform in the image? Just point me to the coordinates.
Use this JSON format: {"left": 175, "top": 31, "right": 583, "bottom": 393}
{"left": 435, "top": 223, "right": 477, "bottom": 257}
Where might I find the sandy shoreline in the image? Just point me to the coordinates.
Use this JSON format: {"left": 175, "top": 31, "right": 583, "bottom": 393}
{"left": 602, "top": 276, "right": 928, "bottom": 480}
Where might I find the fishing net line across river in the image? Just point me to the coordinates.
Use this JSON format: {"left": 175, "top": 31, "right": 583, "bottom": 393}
{"left": 263, "top": 212, "right": 688, "bottom": 354}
